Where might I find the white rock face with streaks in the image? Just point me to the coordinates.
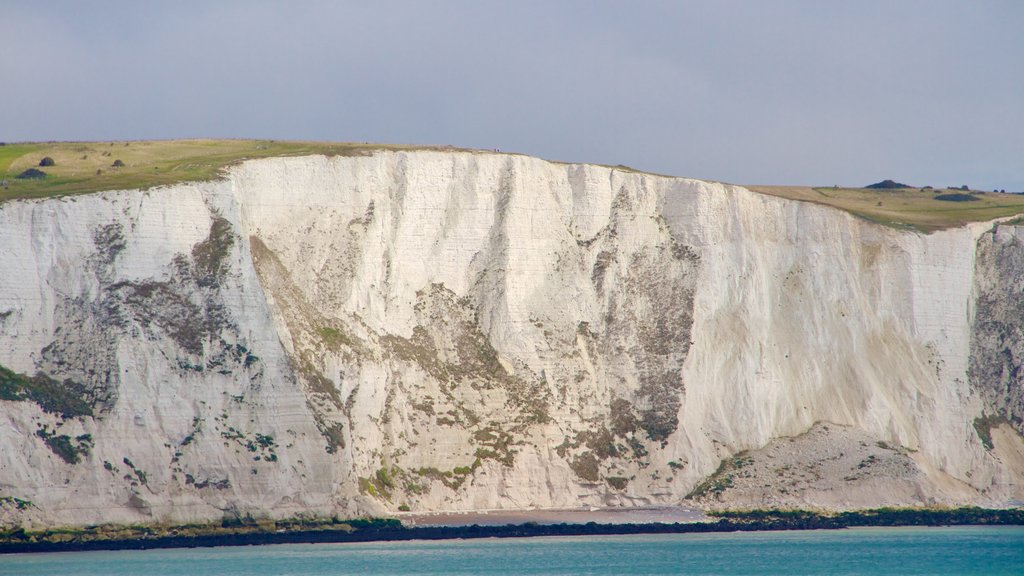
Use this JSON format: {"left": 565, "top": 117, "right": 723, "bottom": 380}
{"left": 1, "top": 150, "right": 1021, "bottom": 527}
{"left": 0, "top": 184, "right": 338, "bottom": 527}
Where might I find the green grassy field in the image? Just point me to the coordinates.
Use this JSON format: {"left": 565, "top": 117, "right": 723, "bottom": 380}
{"left": 0, "top": 143, "right": 45, "bottom": 177}
{"left": 0, "top": 139, "right": 470, "bottom": 202}
{"left": 746, "top": 185, "right": 1024, "bottom": 232}
{"left": 2, "top": 140, "right": 1021, "bottom": 232}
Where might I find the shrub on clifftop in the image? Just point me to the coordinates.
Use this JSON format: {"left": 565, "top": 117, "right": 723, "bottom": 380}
{"left": 15, "top": 168, "right": 46, "bottom": 179}
{"left": 865, "top": 179, "right": 911, "bottom": 189}
{"left": 934, "top": 193, "right": 980, "bottom": 202}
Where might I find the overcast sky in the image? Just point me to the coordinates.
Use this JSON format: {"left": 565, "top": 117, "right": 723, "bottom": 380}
{"left": 2, "top": 1, "right": 1022, "bottom": 190}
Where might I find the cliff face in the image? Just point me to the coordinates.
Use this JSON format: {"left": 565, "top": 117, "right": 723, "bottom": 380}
{"left": 1, "top": 151, "right": 1022, "bottom": 527}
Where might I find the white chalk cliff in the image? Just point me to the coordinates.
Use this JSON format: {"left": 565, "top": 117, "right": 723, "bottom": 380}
{"left": 1, "top": 150, "right": 1022, "bottom": 528}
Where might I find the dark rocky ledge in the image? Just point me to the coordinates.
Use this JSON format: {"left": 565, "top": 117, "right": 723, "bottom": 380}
{"left": 1, "top": 508, "right": 1021, "bottom": 555}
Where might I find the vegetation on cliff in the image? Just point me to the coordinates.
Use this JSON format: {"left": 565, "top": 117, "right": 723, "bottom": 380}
{"left": 0, "top": 140, "right": 476, "bottom": 202}
{"left": 747, "top": 184, "right": 1024, "bottom": 232}
{"left": 0, "top": 364, "right": 94, "bottom": 418}
{"left": 3, "top": 140, "right": 1022, "bottom": 232}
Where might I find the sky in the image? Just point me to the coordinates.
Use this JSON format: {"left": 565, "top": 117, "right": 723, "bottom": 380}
{"left": 2, "top": 1, "right": 1022, "bottom": 190}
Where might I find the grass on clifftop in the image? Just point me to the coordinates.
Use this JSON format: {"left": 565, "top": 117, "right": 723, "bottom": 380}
{"left": 747, "top": 185, "right": 1024, "bottom": 232}
{"left": 0, "top": 139, "right": 467, "bottom": 202}
{"left": 4, "top": 141, "right": 1023, "bottom": 232}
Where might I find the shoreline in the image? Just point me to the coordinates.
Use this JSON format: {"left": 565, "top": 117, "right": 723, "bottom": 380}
{"left": 1, "top": 507, "right": 1022, "bottom": 555}
{"left": 398, "top": 505, "right": 709, "bottom": 527}
{"left": 0, "top": 520, "right": 801, "bottom": 555}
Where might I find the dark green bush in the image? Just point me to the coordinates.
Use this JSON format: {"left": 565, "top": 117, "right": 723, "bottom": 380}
{"left": 934, "top": 193, "right": 980, "bottom": 202}
{"left": 865, "top": 180, "right": 910, "bottom": 189}
{"left": 15, "top": 168, "right": 46, "bottom": 179}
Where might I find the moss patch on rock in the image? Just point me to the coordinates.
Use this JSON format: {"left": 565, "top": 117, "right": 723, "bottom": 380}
{"left": 0, "top": 364, "right": 94, "bottom": 418}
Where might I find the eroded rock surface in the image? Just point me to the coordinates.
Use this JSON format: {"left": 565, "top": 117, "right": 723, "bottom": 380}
{"left": 1, "top": 151, "right": 1022, "bottom": 528}
{"left": 971, "top": 225, "right": 1024, "bottom": 435}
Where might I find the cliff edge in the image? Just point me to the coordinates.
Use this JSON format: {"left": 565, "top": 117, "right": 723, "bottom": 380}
{"left": 1, "top": 150, "right": 1022, "bottom": 527}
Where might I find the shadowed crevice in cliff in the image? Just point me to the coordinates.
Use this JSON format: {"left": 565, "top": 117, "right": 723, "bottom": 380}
{"left": 970, "top": 226, "right": 1024, "bottom": 436}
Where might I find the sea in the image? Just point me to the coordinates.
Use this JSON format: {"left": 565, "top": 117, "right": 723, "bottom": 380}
{"left": 2, "top": 526, "right": 1021, "bottom": 575}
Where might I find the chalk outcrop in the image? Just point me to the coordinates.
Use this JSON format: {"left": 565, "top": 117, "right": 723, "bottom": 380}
{"left": 1, "top": 150, "right": 1022, "bottom": 528}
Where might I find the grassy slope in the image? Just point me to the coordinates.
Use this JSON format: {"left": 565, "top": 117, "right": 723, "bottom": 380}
{"left": 2, "top": 140, "right": 1022, "bottom": 232}
{"left": 746, "top": 185, "right": 1024, "bottom": 232}
{"left": 0, "top": 139, "right": 472, "bottom": 202}
{"left": 0, "top": 143, "right": 44, "bottom": 177}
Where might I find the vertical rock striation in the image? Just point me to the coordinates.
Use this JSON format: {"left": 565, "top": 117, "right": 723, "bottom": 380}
{"left": 0, "top": 150, "right": 1021, "bottom": 527}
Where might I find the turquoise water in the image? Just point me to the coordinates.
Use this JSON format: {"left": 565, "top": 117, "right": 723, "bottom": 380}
{"left": 2, "top": 527, "right": 1022, "bottom": 575}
